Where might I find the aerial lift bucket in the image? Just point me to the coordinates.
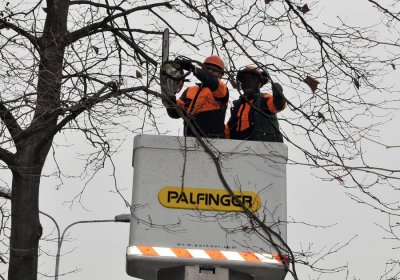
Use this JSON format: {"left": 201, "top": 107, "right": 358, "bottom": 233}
{"left": 126, "top": 135, "right": 288, "bottom": 280}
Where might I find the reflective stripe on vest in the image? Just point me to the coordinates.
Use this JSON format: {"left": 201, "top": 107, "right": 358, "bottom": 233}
{"left": 236, "top": 101, "right": 252, "bottom": 132}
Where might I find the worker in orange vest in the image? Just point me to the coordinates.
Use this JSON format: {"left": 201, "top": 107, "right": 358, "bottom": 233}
{"left": 165, "top": 55, "right": 229, "bottom": 138}
{"left": 225, "top": 66, "right": 286, "bottom": 142}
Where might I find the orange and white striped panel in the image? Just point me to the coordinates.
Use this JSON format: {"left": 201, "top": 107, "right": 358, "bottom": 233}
{"left": 127, "top": 246, "right": 287, "bottom": 265}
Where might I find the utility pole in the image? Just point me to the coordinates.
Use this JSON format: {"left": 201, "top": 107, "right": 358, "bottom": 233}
{"left": 40, "top": 211, "right": 130, "bottom": 280}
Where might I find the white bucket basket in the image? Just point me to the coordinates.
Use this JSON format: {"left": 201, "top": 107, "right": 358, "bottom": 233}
{"left": 126, "top": 135, "right": 288, "bottom": 280}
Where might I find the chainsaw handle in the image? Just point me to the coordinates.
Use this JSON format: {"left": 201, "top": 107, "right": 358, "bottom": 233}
{"left": 160, "top": 56, "right": 208, "bottom": 82}
{"left": 160, "top": 61, "right": 191, "bottom": 81}
{"left": 174, "top": 56, "right": 205, "bottom": 69}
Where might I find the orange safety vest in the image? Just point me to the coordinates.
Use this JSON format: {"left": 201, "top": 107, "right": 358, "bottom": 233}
{"left": 177, "top": 80, "right": 228, "bottom": 115}
{"left": 225, "top": 92, "right": 286, "bottom": 141}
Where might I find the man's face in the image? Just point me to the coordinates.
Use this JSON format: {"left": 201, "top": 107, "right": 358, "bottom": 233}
{"left": 204, "top": 65, "right": 224, "bottom": 79}
{"left": 238, "top": 72, "right": 261, "bottom": 95}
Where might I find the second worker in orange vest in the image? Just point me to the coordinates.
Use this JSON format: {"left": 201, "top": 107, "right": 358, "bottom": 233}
{"left": 225, "top": 66, "right": 286, "bottom": 142}
{"left": 165, "top": 55, "right": 229, "bottom": 138}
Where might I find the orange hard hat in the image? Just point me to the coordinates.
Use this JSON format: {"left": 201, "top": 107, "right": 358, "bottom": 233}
{"left": 242, "top": 65, "right": 261, "bottom": 73}
{"left": 237, "top": 65, "right": 269, "bottom": 86}
{"left": 203, "top": 55, "right": 225, "bottom": 71}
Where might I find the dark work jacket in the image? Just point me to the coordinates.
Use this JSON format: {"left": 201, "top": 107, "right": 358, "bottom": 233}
{"left": 225, "top": 90, "right": 286, "bottom": 142}
{"left": 166, "top": 68, "right": 229, "bottom": 138}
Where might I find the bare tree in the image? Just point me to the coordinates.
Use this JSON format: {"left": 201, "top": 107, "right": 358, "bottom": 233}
{"left": 1, "top": 0, "right": 400, "bottom": 279}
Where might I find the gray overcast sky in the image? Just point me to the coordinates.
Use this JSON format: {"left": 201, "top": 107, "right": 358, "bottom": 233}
{"left": 3, "top": 0, "right": 398, "bottom": 279}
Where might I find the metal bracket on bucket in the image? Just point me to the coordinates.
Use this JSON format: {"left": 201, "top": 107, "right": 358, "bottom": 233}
{"left": 157, "top": 266, "right": 254, "bottom": 280}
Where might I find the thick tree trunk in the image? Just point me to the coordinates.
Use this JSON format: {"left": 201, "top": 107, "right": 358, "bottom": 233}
{"left": 9, "top": 167, "right": 42, "bottom": 280}
{"left": 8, "top": 136, "right": 55, "bottom": 280}
{"left": 8, "top": 129, "right": 54, "bottom": 280}
{"left": 8, "top": 66, "right": 62, "bottom": 280}
{"left": 8, "top": 2, "right": 70, "bottom": 279}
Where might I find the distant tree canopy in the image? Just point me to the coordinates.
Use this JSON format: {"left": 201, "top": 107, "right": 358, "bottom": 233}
{"left": 0, "top": 0, "right": 399, "bottom": 279}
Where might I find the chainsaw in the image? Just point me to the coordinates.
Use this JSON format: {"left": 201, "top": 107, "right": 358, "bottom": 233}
{"left": 159, "top": 29, "right": 202, "bottom": 98}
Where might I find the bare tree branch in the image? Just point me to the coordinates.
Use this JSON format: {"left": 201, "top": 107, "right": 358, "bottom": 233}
{"left": 69, "top": 0, "right": 125, "bottom": 12}
{"left": 110, "top": 29, "right": 158, "bottom": 66}
{"left": 0, "top": 187, "right": 11, "bottom": 200}
{"left": 67, "top": 1, "right": 172, "bottom": 49}
{"left": 367, "top": 0, "right": 400, "bottom": 22}
{"left": 0, "top": 147, "right": 16, "bottom": 168}
{"left": 40, "top": 84, "right": 156, "bottom": 147}
{"left": 0, "top": 19, "right": 38, "bottom": 48}
{"left": 0, "top": 102, "right": 23, "bottom": 141}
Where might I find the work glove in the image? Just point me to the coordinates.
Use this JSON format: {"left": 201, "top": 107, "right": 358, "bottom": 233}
{"left": 176, "top": 59, "right": 195, "bottom": 72}
{"left": 161, "top": 94, "right": 177, "bottom": 107}
{"left": 272, "top": 82, "right": 283, "bottom": 98}
{"left": 260, "top": 71, "right": 269, "bottom": 86}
